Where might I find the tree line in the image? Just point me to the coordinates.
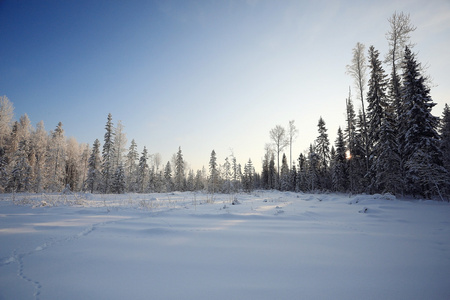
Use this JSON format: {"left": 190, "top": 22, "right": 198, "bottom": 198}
{"left": 0, "top": 12, "right": 449, "bottom": 199}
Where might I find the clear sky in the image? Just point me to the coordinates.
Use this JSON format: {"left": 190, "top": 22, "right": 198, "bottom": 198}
{"left": 1, "top": 0, "right": 449, "bottom": 172}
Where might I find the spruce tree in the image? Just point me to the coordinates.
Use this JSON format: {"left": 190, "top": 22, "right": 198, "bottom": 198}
{"left": 441, "top": 104, "right": 450, "bottom": 174}
{"left": 315, "top": 117, "right": 330, "bottom": 189}
{"left": 280, "top": 153, "right": 290, "bottom": 191}
{"left": 209, "top": 150, "right": 218, "bottom": 193}
{"left": 164, "top": 161, "right": 173, "bottom": 192}
{"left": 125, "top": 139, "right": 138, "bottom": 192}
{"left": 400, "top": 47, "right": 446, "bottom": 197}
{"left": 174, "top": 146, "right": 185, "bottom": 191}
{"left": 366, "top": 45, "right": 390, "bottom": 193}
{"left": 85, "top": 139, "right": 101, "bottom": 193}
{"left": 137, "top": 147, "right": 149, "bottom": 193}
{"left": 333, "top": 127, "right": 347, "bottom": 192}
{"left": 112, "top": 164, "right": 126, "bottom": 194}
{"left": 46, "top": 122, "right": 66, "bottom": 192}
{"left": 101, "top": 113, "right": 115, "bottom": 193}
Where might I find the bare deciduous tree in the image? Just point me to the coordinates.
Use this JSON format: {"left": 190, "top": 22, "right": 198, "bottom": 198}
{"left": 270, "top": 125, "right": 289, "bottom": 181}
{"left": 346, "top": 42, "right": 369, "bottom": 173}
{"left": 288, "top": 120, "right": 298, "bottom": 169}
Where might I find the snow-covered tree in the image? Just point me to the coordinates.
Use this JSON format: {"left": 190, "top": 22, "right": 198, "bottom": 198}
{"left": 346, "top": 43, "right": 369, "bottom": 174}
{"left": 297, "top": 153, "right": 307, "bottom": 192}
{"left": 64, "top": 137, "right": 80, "bottom": 192}
{"left": 209, "top": 150, "right": 219, "bottom": 193}
{"left": 400, "top": 47, "right": 446, "bottom": 197}
{"left": 315, "top": 117, "right": 330, "bottom": 189}
{"left": 332, "top": 127, "right": 347, "bottom": 192}
{"left": 242, "top": 159, "right": 254, "bottom": 193}
{"left": 112, "top": 164, "right": 126, "bottom": 194}
{"left": 125, "top": 139, "right": 139, "bottom": 192}
{"left": 7, "top": 139, "right": 32, "bottom": 192}
{"left": 280, "top": 153, "right": 290, "bottom": 191}
{"left": 112, "top": 120, "right": 127, "bottom": 173}
{"left": 101, "top": 113, "right": 115, "bottom": 193}
{"left": 440, "top": 104, "right": 450, "bottom": 176}
{"left": 85, "top": 139, "right": 101, "bottom": 193}
{"left": 0, "top": 95, "right": 14, "bottom": 149}
{"left": 46, "top": 122, "right": 66, "bottom": 192}
{"left": 307, "top": 144, "right": 319, "bottom": 191}
{"left": 137, "top": 147, "right": 149, "bottom": 193}
{"left": 270, "top": 125, "right": 289, "bottom": 186}
{"left": 174, "top": 146, "right": 185, "bottom": 191}
{"left": 222, "top": 156, "right": 232, "bottom": 193}
{"left": 164, "top": 161, "right": 173, "bottom": 192}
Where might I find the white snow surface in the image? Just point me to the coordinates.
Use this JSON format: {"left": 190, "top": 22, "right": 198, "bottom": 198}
{"left": 0, "top": 191, "right": 449, "bottom": 300}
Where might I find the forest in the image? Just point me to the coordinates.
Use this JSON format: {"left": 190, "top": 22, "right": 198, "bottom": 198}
{"left": 0, "top": 12, "right": 449, "bottom": 200}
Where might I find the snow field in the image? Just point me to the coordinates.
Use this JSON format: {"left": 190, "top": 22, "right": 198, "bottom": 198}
{"left": 1, "top": 191, "right": 449, "bottom": 300}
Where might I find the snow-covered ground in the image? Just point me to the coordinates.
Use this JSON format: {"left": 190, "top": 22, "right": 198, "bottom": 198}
{"left": 0, "top": 191, "right": 449, "bottom": 300}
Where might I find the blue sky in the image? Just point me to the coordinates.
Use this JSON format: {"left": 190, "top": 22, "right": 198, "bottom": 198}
{"left": 1, "top": 0, "right": 449, "bottom": 172}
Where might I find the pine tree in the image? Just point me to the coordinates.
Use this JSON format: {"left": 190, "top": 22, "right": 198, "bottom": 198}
{"left": 101, "top": 113, "right": 115, "bottom": 193}
{"left": 400, "top": 47, "right": 446, "bottom": 198}
{"left": 85, "top": 139, "right": 101, "bottom": 193}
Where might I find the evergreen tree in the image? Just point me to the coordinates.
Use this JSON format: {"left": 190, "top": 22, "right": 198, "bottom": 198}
{"left": 242, "top": 159, "right": 254, "bottom": 193}
{"left": 315, "top": 117, "right": 330, "bottom": 189}
{"left": 137, "top": 147, "right": 149, "bottom": 193}
{"left": 297, "top": 153, "right": 307, "bottom": 192}
{"left": 164, "top": 161, "right": 173, "bottom": 192}
{"left": 186, "top": 169, "right": 195, "bottom": 192}
{"left": 112, "top": 164, "right": 126, "bottom": 194}
{"left": 209, "top": 150, "right": 218, "bottom": 193}
{"left": 64, "top": 137, "right": 80, "bottom": 192}
{"left": 366, "top": 45, "right": 390, "bottom": 193}
{"left": 332, "top": 127, "right": 347, "bottom": 192}
{"left": 280, "top": 153, "right": 290, "bottom": 191}
{"left": 399, "top": 47, "right": 446, "bottom": 197}
{"left": 290, "top": 164, "right": 297, "bottom": 192}
{"left": 344, "top": 90, "right": 357, "bottom": 192}
{"left": 223, "top": 156, "right": 231, "bottom": 193}
{"left": 101, "top": 113, "right": 115, "bottom": 193}
{"left": 441, "top": 104, "right": 450, "bottom": 175}
{"left": 125, "top": 139, "right": 139, "bottom": 192}
{"left": 8, "top": 139, "right": 32, "bottom": 192}
{"left": 85, "top": 139, "right": 101, "bottom": 193}
{"left": 174, "top": 146, "right": 185, "bottom": 191}
{"left": 112, "top": 120, "right": 127, "bottom": 173}
{"left": 46, "top": 122, "right": 66, "bottom": 192}
{"left": 373, "top": 108, "right": 401, "bottom": 194}
{"left": 307, "top": 144, "right": 319, "bottom": 191}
